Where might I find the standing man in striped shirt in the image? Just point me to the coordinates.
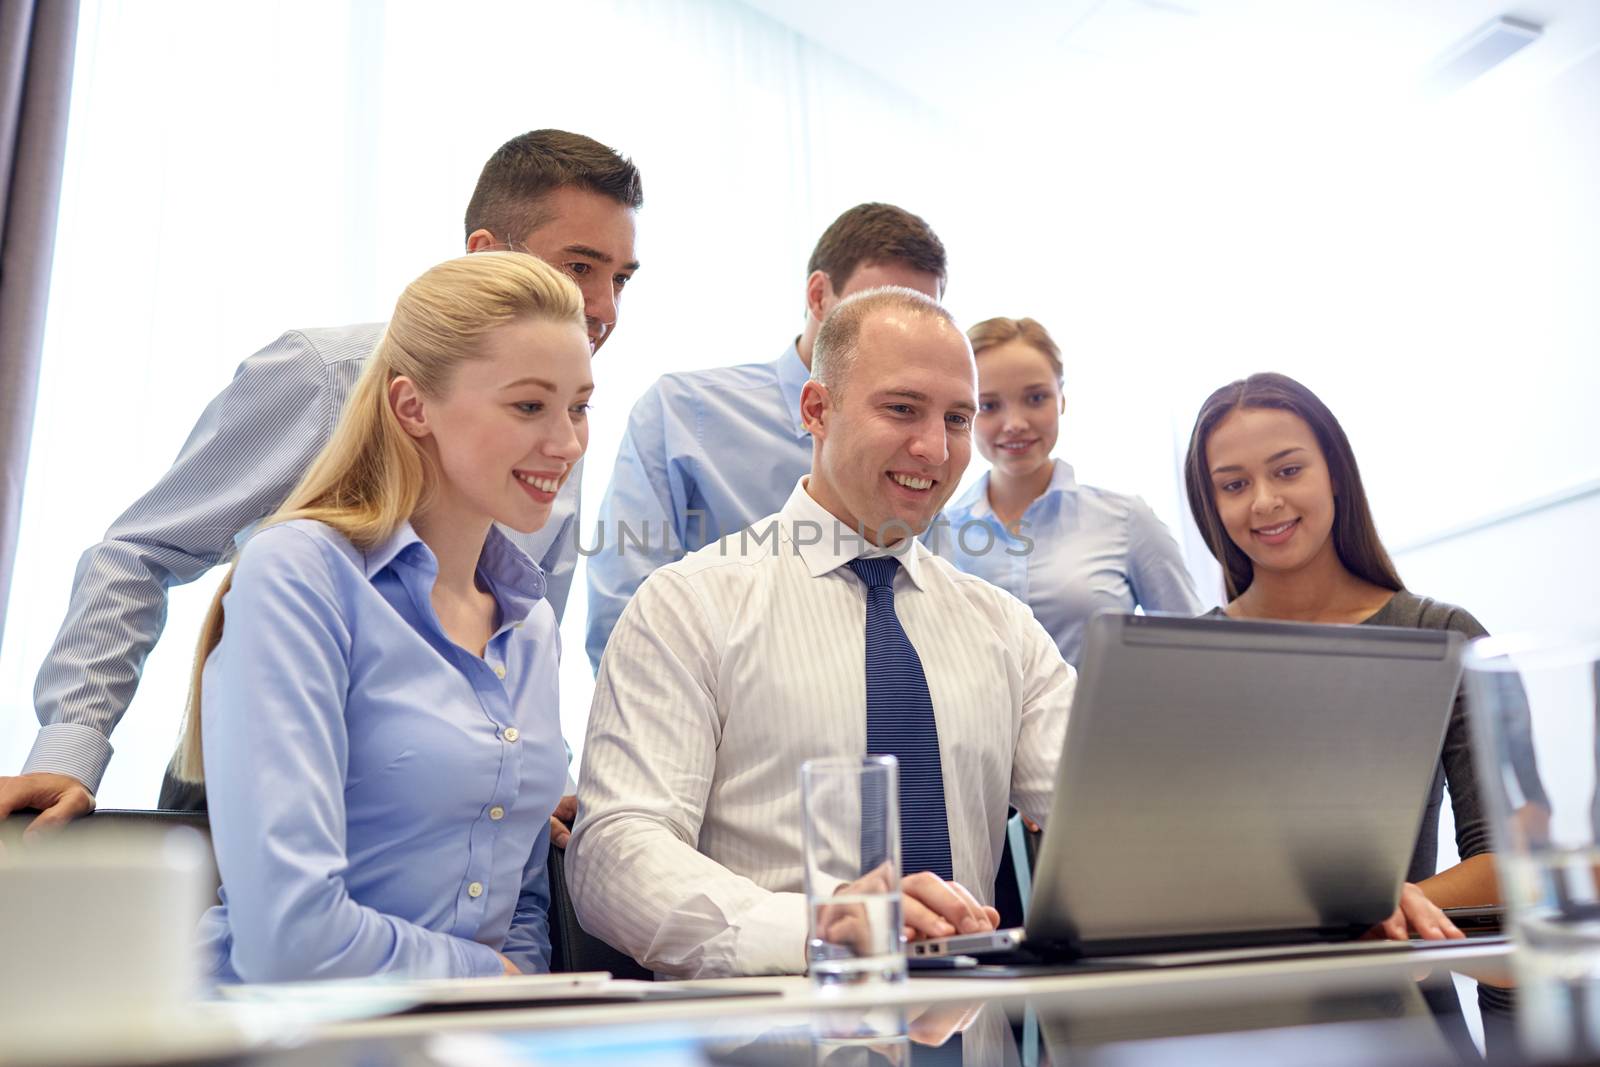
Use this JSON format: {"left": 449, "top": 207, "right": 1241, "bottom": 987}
{"left": 0, "top": 130, "right": 642, "bottom": 835}
{"left": 569, "top": 288, "right": 1075, "bottom": 977}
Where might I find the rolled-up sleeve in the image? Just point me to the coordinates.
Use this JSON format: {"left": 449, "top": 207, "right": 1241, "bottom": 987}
{"left": 569, "top": 570, "right": 807, "bottom": 978}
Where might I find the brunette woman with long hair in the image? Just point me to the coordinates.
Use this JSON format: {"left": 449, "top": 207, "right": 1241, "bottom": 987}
{"left": 1184, "top": 372, "right": 1499, "bottom": 941}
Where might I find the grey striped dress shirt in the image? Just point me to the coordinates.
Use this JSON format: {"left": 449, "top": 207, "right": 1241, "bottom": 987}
{"left": 23, "top": 323, "right": 580, "bottom": 790}
{"left": 568, "top": 480, "right": 1074, "bottom": 978}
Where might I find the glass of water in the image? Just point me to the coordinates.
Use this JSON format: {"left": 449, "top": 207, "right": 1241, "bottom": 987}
{"left": 1466, "top": 629, "right": 1600, "bottom": 1057}
{"left": 801, "top": 754, "right": 907, "bottom": 992}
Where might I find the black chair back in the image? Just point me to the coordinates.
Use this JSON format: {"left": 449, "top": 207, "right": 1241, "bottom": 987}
{"left": 546, "top": 842, "right": 654, "bottom": 979}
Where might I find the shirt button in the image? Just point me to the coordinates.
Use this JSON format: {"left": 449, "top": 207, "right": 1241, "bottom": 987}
{"left": 493, "top": 664, "right": 506, "bottom": 679}
{"left": 502, "top": 727, "right": 520, "bottom": 743}
{"left": 467, "top": 882, "right": 484, "bottom": 899}
{"left": 489, "top": 806, "right": 505, "bottom": 821}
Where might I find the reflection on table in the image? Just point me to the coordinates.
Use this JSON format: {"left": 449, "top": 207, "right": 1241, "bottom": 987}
{"left": 343, "top": 953, "right": 1525, "bottom": 1067}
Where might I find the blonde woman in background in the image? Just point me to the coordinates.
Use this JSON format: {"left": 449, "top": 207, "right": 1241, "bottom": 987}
{"left": 934, "top": 317, "right": 1203, "bottom": 668}
{"left": 184, "top": 253, "right": 591, "bottom": 982}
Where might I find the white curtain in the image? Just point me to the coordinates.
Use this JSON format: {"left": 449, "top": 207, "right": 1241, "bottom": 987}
{"left": 5, "top": 0, "right": 1597, "bottom": 815}
{"left": 0, "top": 0, "right": 956, "bottom": 805}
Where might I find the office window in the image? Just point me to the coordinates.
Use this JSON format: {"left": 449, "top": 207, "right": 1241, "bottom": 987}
{"left": 4, "top": 2, "right": 1596, "bottom": 857}
{"left": 0, "top": 0, "right": 957, "bottom": 804}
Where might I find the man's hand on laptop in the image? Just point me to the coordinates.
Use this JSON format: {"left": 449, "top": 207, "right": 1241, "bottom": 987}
{"left": 897, "top": 871, "right": 1001, "bottom": 941}
{"left": 0, "top": 772, "right": 96, "bottom": 842}
{"left": 820, "top": 866, "right": 1000, "bottom": 953}
{"left": 1372, "top": 883, "right": 1465, "bottom": 942}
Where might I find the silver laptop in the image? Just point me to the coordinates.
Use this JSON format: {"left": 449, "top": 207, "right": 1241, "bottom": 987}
{"left": 914, "top": 611, "right": 1464, "bottom": 962}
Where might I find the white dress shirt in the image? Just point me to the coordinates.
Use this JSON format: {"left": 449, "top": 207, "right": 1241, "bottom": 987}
{"left": 569, "top": 479, "right": 1075, "bottom": 978}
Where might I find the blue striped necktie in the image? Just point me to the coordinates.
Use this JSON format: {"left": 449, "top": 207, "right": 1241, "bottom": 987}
{"left": 846, "top": 557, "right": 953, "bottom": 882}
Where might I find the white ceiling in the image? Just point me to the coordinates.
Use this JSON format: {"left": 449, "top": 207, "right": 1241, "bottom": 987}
{"left": 737, "top": 0, "right": 1600, "bottom": 119}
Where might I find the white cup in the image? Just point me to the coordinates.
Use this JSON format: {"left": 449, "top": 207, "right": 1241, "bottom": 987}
{"left": 0, "top": 824, "right": 211, "bottom": 1064}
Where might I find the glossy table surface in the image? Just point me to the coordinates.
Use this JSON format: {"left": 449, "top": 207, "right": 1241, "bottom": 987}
{"left": 214, "top": 939, "right": 1560, "bottom": 1067}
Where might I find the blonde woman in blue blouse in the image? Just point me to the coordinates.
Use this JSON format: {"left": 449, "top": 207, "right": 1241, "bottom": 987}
{"left": 180, "top": 253, "right": 590, "bottom": 982}
{"left": 934, "top": 317, "right": 1202, "bottom": 667}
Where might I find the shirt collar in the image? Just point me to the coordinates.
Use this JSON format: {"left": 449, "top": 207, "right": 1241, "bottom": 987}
{"left": 946, "top": 472, "right": 995, "bottom": 521}
{"left": 779, "top": 478, "right": 929, "bottom": 590}
{"left": 363, "top": 522, "right": 424, "bottom": 579}
{"left": 476, "top": 526, "right": 550, "bottom": 620}
{"left": 776, "top": 341, "right": 812, "bottom": 440}
{"left": 1046, "top": 459, "right": 1079, "bottom": 496}
{"left": 364, "top": 521, "right": 548, "bottom": 622}
{"left": 948, "top": 458, "right": 1078, "bottom": 522}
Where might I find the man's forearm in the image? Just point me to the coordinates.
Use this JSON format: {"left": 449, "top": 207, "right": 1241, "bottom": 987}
{"left": 25, "top": 538, "right": 202, "bottom": 786}
{"left": 567, "top": 815, "right": 808, "bottom": 977}
{"left": 1418, "top": 853, "right": 1499, "bottom": 908}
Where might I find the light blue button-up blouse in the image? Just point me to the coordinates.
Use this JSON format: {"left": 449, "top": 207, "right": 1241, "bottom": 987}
{"left": 932, "top": 460, "right": 1205, "bottom": 667}
{"left": 195, "top": 519, "right": 567, "bottom": 983}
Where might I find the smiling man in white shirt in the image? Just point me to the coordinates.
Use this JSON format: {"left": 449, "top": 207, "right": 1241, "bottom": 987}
{"left": 568, "top": 287, "right": 1075, "bottom": 978}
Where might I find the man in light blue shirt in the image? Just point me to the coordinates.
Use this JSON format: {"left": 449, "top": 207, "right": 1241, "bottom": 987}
{"left": 584, "top": 203, "right": 948, "bottom": 669}
{"left": 0, "top": 130, "right": 642, "bottom": 831}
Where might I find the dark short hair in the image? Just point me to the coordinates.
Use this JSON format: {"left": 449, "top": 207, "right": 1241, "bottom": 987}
{"left": 806, "top": 203, "right": 947, "bottom": 292}
{"left": 464, "top": 129, "right": 643, "bottom": 243}
{"left": 1183, "top": 372, "right": 1404, "bottom": 601}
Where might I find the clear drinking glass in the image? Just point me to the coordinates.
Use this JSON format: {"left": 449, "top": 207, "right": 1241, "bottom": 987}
{"left": 1466, "top": 629, "right": 1600, "bottom": 1057}
{"left": 801, "top": 754, "right": 908, "bottom": 992}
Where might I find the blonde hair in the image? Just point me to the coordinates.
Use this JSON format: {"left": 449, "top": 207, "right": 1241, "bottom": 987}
{"left": 966, "top": 316, "right": 1064, "bottom": 385}
{"left": 171, "top": 252, "right": 583, "bottom": 782}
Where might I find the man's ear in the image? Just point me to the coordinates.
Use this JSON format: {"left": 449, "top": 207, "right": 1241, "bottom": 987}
{"left": 389, "top": 376, "right": 431, "bottom": 440}
{"left": 804, "top": 270, "right": 833, "bottom": 324}
{"left": 465, "top": 229, "right": 499, "bottom": 254}
{"left": 800, "top": 379, "right": 832, "bottom": 439}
